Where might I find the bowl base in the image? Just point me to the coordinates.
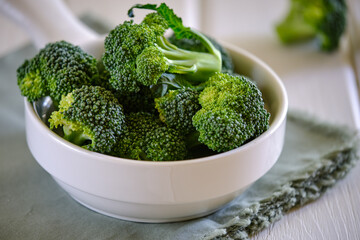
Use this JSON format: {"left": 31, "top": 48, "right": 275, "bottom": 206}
{"left": 72, "top": 196, "right": 222, "bottom": 223}
{"left": 54, "top": 177, "right": 246, "bottom": 223}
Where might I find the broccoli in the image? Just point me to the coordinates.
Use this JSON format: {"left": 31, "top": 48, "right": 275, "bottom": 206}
{"left": 192, "top": 73, "right": 270, "bottom": 152}
{"left": 167, "top": 33, "right": 234, "bottom": 73}
{"left": 154, "top": 88, "right": 201, "bottom": 135}
{"left": 115, "top": 86, "right": 157, "bottom": 114}
{"left": 17, "top": 3, "right": 271, "bottom": 161}
{"left": 113, "top": 112, "right": 187, "bottom": 161}
{"left": 17, "top": 41, "right": 99, "bottom": 104}
{"left": 96, "top": 60, "right": 157, "bottom": 114}
{"left": 96, "top": 59, "right": 114, "bottom": 90}
{"left": 102, "top": 3, "right": 222, "bottom": 94}
{"left": 275, "top": 0, "right": 347, "bottom": 52}
{"left": 48, "top": 85, "right": 126, "bottom": 154}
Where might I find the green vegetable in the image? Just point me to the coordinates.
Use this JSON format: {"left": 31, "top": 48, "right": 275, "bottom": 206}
{"left": 113, "top": 112, "right": 187, "bottom": 161}
{"left": 49, "top": 85, "right": 126, "bottom": 154}
{"left": 96, "top": 60, "right": 157, "bottom": 114}
{"left": 276, "top": 0, "right": 347, "bottom": 51}
{"left": 192, "top": 73, "right": 270, "bottom": 152}
{"left": 102, "top": 3, "right": 222, "bottom": 94}
{"left": 155, "top": 88, "right": 201, "bottom": 135}
{"left": 17, "top": 3, "right": 271, "bottom": 161}
{"left": 17, "top": 41, "right": 99, "bottom": 104}
{"left": 115, "top": 86, "right": 157, "bottom": 114}
{"left": 167, "top": 33, "right": 234, "bottom": 73}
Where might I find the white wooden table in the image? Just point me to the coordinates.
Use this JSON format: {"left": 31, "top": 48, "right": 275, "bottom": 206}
{"left": 0, "top": 0, "right": 359, "bottom": 239}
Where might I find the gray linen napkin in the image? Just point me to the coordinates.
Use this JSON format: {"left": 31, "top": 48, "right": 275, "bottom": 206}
{"left": 0, "top": 18, "right": 359, "bottom": 240}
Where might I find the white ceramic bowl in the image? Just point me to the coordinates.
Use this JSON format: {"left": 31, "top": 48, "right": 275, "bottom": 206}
{"left": 24, "top": 41, "right": 288, "bottom": 223}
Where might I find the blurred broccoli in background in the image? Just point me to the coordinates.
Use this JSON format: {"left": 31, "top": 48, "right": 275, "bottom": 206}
{"left": 17, "top": 41, "right": 99, "bottom": 104}
{"left": 276, "top": 0, "right": 347, "bottom": 52}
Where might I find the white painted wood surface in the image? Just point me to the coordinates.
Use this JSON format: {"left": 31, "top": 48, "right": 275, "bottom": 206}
{"left": 0, "top": 0, "right": 359, "bottom": 239}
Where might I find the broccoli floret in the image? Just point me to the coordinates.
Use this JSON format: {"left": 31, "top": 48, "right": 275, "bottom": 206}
{"left": 276, "top": 0, "right": 347, "bottom": 51}
{"left": 48, "top": 85, "right": 126, "bottom": 154}
{"left": 193, "top": 107, "right": 254, "bottom": 151}
{"left": 192, "top": 73, "right": 270, "bottom": 152}
{"left": 17, "top": 41, "right": 99, "bottom": 104}
{"left": 102, "top": 3, "right": 222, "bottom": 93}
{"left": 96, "top": 59, "right": 114, "bottom": 90}
{"left": 17, "top": 58, "right": 46, "bottom": 102}
{"left": 155, "top": 88, "right": 201, "bottom": 135}
{"left": 116, "top": 86, "right": 157, "bottom": 114}
{"left": 167, "top": 33, "right": 234, "bottom": 73}
{"left": 96, "top": 61, "right": 157, "bottom": 114}
{"left": 113, "top": 112, "right": 187, "bottom": 161}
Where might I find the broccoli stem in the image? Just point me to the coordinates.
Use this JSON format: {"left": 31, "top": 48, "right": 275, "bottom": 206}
{"left": 184, "top": 131, "right": 203, "bottom": 150}
{"left": 63, "top": 125, "right": 92, "bottom": 146}
{"left": 156, "top": 36, "right": 222, "bottom": 83}
{"left": 167, "top": 61, "right": 197, "bottom": 74}
{"left": 190, "top": 29, "right": 221, "bottom": 57}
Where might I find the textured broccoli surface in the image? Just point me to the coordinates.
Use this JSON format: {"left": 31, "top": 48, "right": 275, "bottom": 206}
{"left": 49, "top": 85, "right": 126, "bottom": 154}
{"left": 17, "top": 58, "right": 46, "bottom": 102}
{"left": 17, "top": 41, "right": 99, "bottom": 104}
{"left": 102, "top": 3, "right": 222, "bottom": 94}
{"left": 155, "top": 88, "right": 201, "bottom": 135}
{"left": 113, "top": 112, "right": 187, "bottom": 161}
{"left": 95, "top": 61, "right": 157, "bottom": 114}
{"left": 193, "top": 73, "right": 270, "bottom": 152}
{"left": 276, "top": 0, "right": 347, "bottom": 51}
{"left": 193, "top": 107, "right": 254, "bottom": 152}
{"left": 115, "top": 86, "right": 157, "bottom": 114}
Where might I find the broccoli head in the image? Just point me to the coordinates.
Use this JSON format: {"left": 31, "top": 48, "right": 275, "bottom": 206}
{"left": 192, "top": 73, "right": 270, "bottom": 152}
{"left": 17, "top": 58, "right": 46, "bottom": 102}
{"left": 95, "top": 60, "right": 157, "bottom": 114}
{"left": 102, "top": 3, "right": 222, "bottom": 93}
{"left": 113, "top": 112, "right": 187, "bottom": 161}
{"left": 155, "top": 88, "right": 201, "bottom": 135}
{"left": 115, "top": 86, "right": 157, "bottom": 114}
{"left": 276, "top": 0, "right": 347, "bottom": 51}
{"left": 49, "top": 85, "right": 126, "bottom": 154}
{"left": 17, "top": 41, "right": 99, "bottom": 104}
{"left": 193, "top": 107, "right": 255, "bottom": 152}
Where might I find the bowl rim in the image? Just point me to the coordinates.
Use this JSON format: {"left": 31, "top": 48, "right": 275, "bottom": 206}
{"left": 25, "top": 44, "right": 288, "bottom": 167}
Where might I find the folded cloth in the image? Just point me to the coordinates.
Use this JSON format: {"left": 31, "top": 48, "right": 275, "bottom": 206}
{"left": 201, "top": 111, "right": 359, "bottom": 239}
{"left": 0, "top": 42, "right": 359, "bottom": 240}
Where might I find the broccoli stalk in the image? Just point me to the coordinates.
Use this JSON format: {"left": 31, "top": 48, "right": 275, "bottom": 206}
{"left": 276, "top": 0, "right": 347, "bottom": 52}
{"left": 167, "top": 32, "right": 235, "bottom": 74}
{"left": 102, "top": 3, "right": 222, "bottom": 93}
{"left": 132, "top": 3, "right": 222, "bottom": 81}
{"left": 153, "top": 34, "right": 221, "bottom": 82}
